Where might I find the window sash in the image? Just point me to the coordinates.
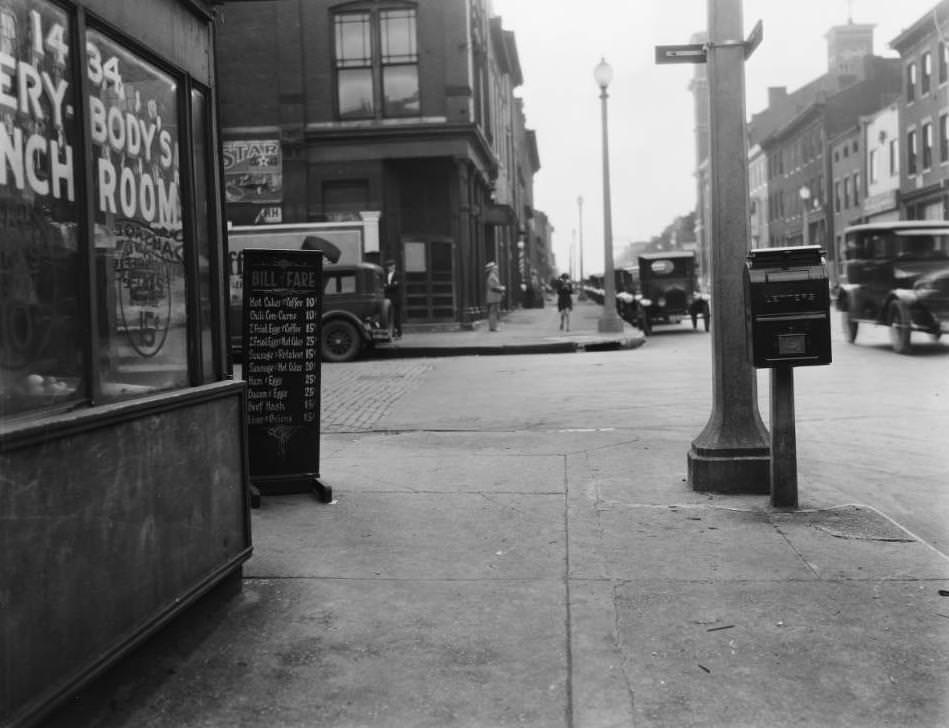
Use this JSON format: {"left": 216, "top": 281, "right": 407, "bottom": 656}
{"left": 338, "top": 67, "right": 375, "bottom": 118}
{"left": 335, "top": 13, "right": 372, "bottom": 67}
{"left": 380, "top": 9, "right": 417, "bottom": 64}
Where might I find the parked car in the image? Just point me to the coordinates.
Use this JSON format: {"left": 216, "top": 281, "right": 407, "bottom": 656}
{"left": 835, "top": 221, "right": 949, "bottom": 354}
{"left": 319, "top": 262, "right": 394, "bottom": 362}
{"left": 622, "top": 251, "right": 709, "bottom": 335}
{"left": 232, "top": 262, "right": 393, "bottom": 363}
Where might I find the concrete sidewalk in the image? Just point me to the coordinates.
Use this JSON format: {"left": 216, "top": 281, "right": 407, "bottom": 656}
{"left": 376, "top": 296, "right": 644, "bottom": 357}
{"left": 38, "top": 305, "right": 949, "bottom": 728}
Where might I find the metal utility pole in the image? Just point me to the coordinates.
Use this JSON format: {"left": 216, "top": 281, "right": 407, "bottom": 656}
{"left": 594, "top": 58, "right": 624, "bottom": 333}
{"left": 686, "top": 0, "right": 770, "bottom": 492}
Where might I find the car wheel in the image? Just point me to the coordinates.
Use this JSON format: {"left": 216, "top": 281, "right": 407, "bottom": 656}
{"left": 690, "top": 312, "right": 698, "bottom": 329}
{"left": 842, "top": 312, "right": 858, "bottom": 343}
{"left": 321, "top": 319, "right": 362, "bottom": 362}
{"left": 887, "top": 302, "right": 912, "bottom": 355}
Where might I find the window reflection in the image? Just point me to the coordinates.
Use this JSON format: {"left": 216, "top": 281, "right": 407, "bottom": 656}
{"left": 0, "top": 0, "right": 83, "bottom": 418}
{"left": 87, "top": 30, "right": 188, "bottom": 399}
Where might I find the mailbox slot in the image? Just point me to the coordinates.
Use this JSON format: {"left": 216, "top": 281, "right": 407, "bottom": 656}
{"left": 744, "top": 246, "right": 832, "bottom": 368}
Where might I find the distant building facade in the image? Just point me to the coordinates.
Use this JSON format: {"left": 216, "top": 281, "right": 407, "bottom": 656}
{"left": 859, "top": 102, "right": 902, "bottom": 224}
{"left": 890, "top": 0, "right": 949, "bottom": 220}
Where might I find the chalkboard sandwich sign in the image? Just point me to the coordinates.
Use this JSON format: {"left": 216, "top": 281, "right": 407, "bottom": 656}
{"left": 241, "top": 248, "right": 331, "bottom": 503}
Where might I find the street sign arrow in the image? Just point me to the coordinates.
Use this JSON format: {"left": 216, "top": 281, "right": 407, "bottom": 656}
{"left": 654, "top": 43, "right": 707, "bottom": 64}
{"left": 744, "top": 19, "right": 763, "bottom": 59}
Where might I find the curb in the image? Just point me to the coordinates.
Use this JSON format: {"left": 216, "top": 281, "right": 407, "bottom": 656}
{"left": 372, "top": 336, "right": 644, "bottom": 358}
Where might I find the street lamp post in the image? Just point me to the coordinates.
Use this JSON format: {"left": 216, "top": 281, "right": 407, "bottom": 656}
{"left": 593, "top": 58, "right": 624, "bottom": 333}
{"left": 799, "top": 186, "right": 811, "bottom": 245}
{"left": 577, "top": 195, "right": 586, "bottom": 299}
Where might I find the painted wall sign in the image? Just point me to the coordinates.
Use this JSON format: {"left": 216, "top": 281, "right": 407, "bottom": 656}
{"left": 222, "top": 139, "right": 282, "bottom": 204}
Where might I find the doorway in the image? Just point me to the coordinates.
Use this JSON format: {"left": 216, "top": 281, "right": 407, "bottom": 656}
{"left": 403, "top": 238, "right": 455, "bottom": 321}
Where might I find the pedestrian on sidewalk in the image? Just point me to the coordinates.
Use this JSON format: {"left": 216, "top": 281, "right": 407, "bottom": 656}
{"left": 484, "top": 261, "right": 505, "bottom": 331}
{"left": 556, "top": 273, "right": 573, "bottom": 331}
{"left": 384, "top": 258, "right": 402, "bottom": 338}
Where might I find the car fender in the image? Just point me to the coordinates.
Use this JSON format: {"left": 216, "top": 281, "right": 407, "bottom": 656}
{"left": 322, "top": 310, "right": 372, "bottom": 341}
{"left": 835, "top": 283, "right": 858, "bottom": 311}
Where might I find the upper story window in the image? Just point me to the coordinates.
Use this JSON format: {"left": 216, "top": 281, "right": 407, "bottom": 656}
{"left": 922, "top": 51, "right": 933, "bottom": 95}
{"left": 869, "top": 148, "right": 878, "bottom": 183}
{"left": 907, "top": 62, "right": 917, "bottom": 102}
{"left": 907, "top": 128, "right": 918, "bottom": 175}
{"left": 940, "top": 42, "right": 949, "bottom": 84}
{"left": 334, "top": 5, "right": 420, "bottom": 120}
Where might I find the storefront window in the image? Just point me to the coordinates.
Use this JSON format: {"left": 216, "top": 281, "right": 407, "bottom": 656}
{"left": 0, "top": 0, "right": 83, "bottom": 418}
{"left": 87, "top": 30, "right": 187, "bottom": 399}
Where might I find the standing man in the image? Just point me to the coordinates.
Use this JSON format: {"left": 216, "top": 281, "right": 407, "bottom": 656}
{"left": 384, "top": 259, "right": 402, "bottom": 338}
{"left": 484, "top": 261, "right": 505, "bottom": 332}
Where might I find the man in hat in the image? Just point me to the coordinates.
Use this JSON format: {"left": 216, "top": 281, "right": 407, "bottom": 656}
{"left": 384, "top": 259, "right": 402, "bottom": 338}
{"left": 484, "top": 261, "right": 505, "bottom": 332}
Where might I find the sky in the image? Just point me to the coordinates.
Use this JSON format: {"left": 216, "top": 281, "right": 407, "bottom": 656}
{"left": 491, "top": 0, "right": 944, "bottom": 276}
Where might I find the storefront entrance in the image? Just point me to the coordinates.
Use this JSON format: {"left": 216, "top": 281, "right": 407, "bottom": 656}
{"left": 403, "top": 238, "right": 455, "bottom": 321}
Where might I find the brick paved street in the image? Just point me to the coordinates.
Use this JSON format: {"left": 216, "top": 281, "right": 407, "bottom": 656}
{"left": 319, "top": 359, "right": 434, "bottom": 432}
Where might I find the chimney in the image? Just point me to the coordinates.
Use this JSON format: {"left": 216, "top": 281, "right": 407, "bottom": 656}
{"left": 767, "top": 86, "right": 788, "bottom": 108}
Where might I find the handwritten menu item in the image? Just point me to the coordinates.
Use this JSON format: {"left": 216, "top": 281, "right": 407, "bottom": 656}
{"left": 241, "top": 249, "right": 326, "bottom": 497}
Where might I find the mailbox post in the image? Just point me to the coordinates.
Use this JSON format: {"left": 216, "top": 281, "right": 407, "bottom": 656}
{"left": 744, "top": 246, "right": 832, "bottom": 507}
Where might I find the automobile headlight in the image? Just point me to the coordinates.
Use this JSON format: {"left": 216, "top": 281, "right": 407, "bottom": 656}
{"left": 640, "top": 298, "right": 653, "bottom": 307}
{"left": 657, "top": 296, "right": 666, "bottom": 307}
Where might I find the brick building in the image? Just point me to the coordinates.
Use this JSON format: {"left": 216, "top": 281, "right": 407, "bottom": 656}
{"left": 743, "top": 21, "right": 901, "bottom": 281}
{"left": 214, "top": 0, "right": 542, "bottom": 326}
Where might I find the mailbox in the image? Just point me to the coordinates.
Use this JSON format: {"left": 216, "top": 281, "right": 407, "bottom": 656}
{"left": 744, "top": 245, "right": 832, "bottom": 368}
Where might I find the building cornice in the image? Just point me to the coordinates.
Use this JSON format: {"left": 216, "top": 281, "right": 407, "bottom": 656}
{"left": 303, "top": 120, "right": 500, "bottom": 179}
